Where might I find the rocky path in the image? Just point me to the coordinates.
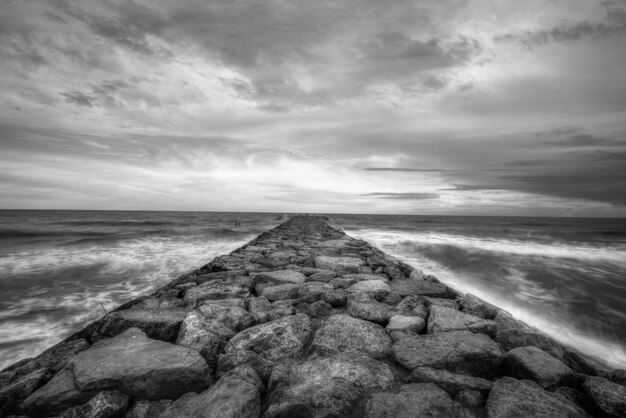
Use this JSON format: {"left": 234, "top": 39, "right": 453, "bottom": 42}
{"left": 1, "top": 215, "right": 625, "bottom": 417}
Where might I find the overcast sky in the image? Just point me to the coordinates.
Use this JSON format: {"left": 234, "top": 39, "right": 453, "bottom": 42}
{"left": 1, "top": 0, "right": 625, "bottom": 216}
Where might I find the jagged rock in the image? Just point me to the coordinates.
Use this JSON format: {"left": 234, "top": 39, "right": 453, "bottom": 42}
{"left": 184, "top": 280, "right": 252, "bottom": 307}
{"left": 383, "top": 292, "right": 403, "bottom": 305}
{"left": 0, "top": 368, "right": 48, "bottom": 416}
{"left": 313, "top": 314, "right": 392, "bottom": 358}
{"left": 394, "top": 295, "right": 428, "bottom": 319}
{"left": 393, "top": 330, "right": 503, "bottom": 378}
{"left": 459, "top": 293, "right": 499, "bottom": 319}
{"left": 423, "top": 296, "right": 458, "bottom": 308}
{"left": 224, "top": 314, "right": 310, "bottom": 361}
{"left": 176, "top": 310, "right": 235, "bottom": 368}
{"left": 59, "top": 390, "right": 128, "bottom": 418}
{"left": 364, "top": 383, "right": 464, "bottom": 418}
{"left": 486, "top": 377, "right": 588, "bottom": 417}
{"left": 347, "top": 294, "right": 393, "bottom": 324}
{"left": 383, "top": 265, "right": 405, "bottom": 280}
{"left": 296, "top": 300, "right": 333, "bottom": 317}
{"left": 124, "top": 399, "right": 172, "bottom": 418}
{"left": 583, "top": 376, "right": 626, "bottom": 417}
{"left": 315, "top": 256, "right": 365, "bottom": 274}
{"left": 504, "top": 346, "right": 576, "bottom": 389}
{"left": 217, "top": 349, "right": 274, "bottom": 382}
{"left": 330, "top": 276, "right": 358, "bottom": 289}
{"left": 386, "top": 315, "right": 425, "bottom": 333}
{"left": 322, "top": 289, "right": 348, "bottom": 306}
{"left": 555, "top": 387, "right": 595, "bottom": 415}
{"left": 298, "top": 282, "right": 334, "bottom": 301}
{"left": 131, "top": 297, "right": 183, "bottom": 310}
{"left": 260, "top": 283, "right": 301, "bottom": 301}
{"left": 455, "top": 389, "right": 484, "bottom": 408}
{"left": 307, "top": 270, "right": 337, "bottom": 282}
{"left": 346, "top": 280, "right": 391, "bottom": 301}
{"left": 160, "top": 367, "right": 260, "bottom": 418}
{"left": 410, "top": 367, "right": 493, "bottom": 397}
{"left": 198, "top": 303, "right": 254, "bottom": 332}
{"left": 613, "top": 369, "right": 626, "bottom": 385}
{"left": 266, "top": 301, "right": 295, "bottom": 321}
{"left": 390, "top": 279, "right": 448, "bottom": 297}
{"left": 254, "top": 270, "right": 306, "bottom": 286}
{"left": 21, "top": 368, "right": 91, "bottom": 415}
{"left": 98, "top": 308, "right": 188, "bottom": 342}
{"left": 248, "top": 297, "right": 272, "bottom": 323}
{"left": 427, "top": 305, "right": 496, "bottom": 337}
{"left": 265, "top": 353, "right": 394, "bottom": 418}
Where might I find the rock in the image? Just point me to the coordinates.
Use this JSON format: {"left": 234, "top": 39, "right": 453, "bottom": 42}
{"left": 583, "top": 376, "right": 626, "bottom": 417}
{"left": 394, "top": 295, "right": 428, "bottom": 319}
{"left": 297, "top": 300, "right": 333, "bottom": 317}
{"left": 382, "top": 292, "right": 403, "bottom": 306}
{"left": 424, "top": 296, "right": 458, "bottom": 309}
{"left": 298, "top": 282, "right": 334, "bottom": 301}
{"left": 486, "top": 377, "right": 588, "bottom": 417}
{"left": 613, "top": 369, "right": 626, "bottom": 385}
{"left": 200, "top": 298, "right": 248, "bottom": 309}
{"left": 313, "top": 314, "right": 392, "bottom": 358}
{"left": 184, "top": 280, "right": 251, "bottom": 307}
{"left": 315, "top": 256, "right": 365, "bottom": 274}
{"left": 254, "top": 270, "right": 306, "bottom": 286}
{"left": 21, "top": 368, "right": 91, "bottom": 415}
{"left": 225, "top": 314, "right": 311, "bottom": 361}
{"left": 217, "top": 349, "right": 274, "bottom": 382}
{"left": 308, "top": 270, "right": 337, "bottom": 282}
{"left": 194, "top": 269, "right": 249, "bottom": 285}
{"left": 455, "top": 389, "right": 484, "bottom": 408}
{"left": 260, "top": 283, "right": 301, "bottom": 301}
{"left": 97, "top": 308, "right": 188, "bottom": 341}
{"left": 176, "top": 310, "right": 235, "bottom": 369}
{"left": 160, "top": 367, "right": 260, "bottom": 418}
{"left": 459, "top": 293, "right": 499, "bottom": 319}
{"left": 59, "top": 390, "right": 129, "bottom": 418}
{"left": 248, "top": 297, "right": 272, "bottom": 323}
{"left": 0, "top": 368, "right": 48, "bottom": 416}
{"left": 265, "top": 353, "right": 393, "bottom": 418}
{"left": 131, "top": 297, "right": 183, "bottom": 310}
{"left": 410, "top": 367, "right": 493, "bottom": 397}
{"left": 504, "top": 346, "right": 576, "bottom": 389}
{"left": 383, "top": 265, "right": 405, "bottom": 280}
{"left": 198, "top": 303, "right": 254, "bottom": 332}
{"left": 364, "top": 383, "right": 464, "bottom": 418}
{"left": 427, "top": 305, "right": 497, "bottom": 337}
{"left": 329, "top": 276, "right": 358, "bottom": 289}
{"left": 393, "top": 330, "right": 503, "bottom": 378}
{"left": 266, "top": 301, "right": 295, "bottom": 321}
{"left": 342, "top": 273, "right": 390, "bottom": 283}
{"left": 388, "top": 330, "right": 419, "bottom": 343}
{"left": 322, "top": 289, "right": 348, "bottom": 306}
{"left": 390, "top": 279, "right": 448, "bottom": 297}
{"left": 555, "top": 387, "right": 595, "bottom": 415}
{"left": 346, "top": 280, "right": 391, "bottom": 301}
{"left": 386, "top": 315, "right": 425, "bottom": 333}
{"left": 123, "top": 399, "right": 171, "bottom": 418}
{"left": 347, "top": 294, "right": 393, "bottom": 324}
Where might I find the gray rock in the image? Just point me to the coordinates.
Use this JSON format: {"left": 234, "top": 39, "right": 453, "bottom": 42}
{"left": 260, "top": 283, "right": 301, "bottom": 301}
{"left": 329, "top": 276, "right": 358, "bottom": 289}
{"left": 424, "top": 296, "right": 458, "bottom": 309}
{"left": 427, "top": 305, "right": 497, "bottom": 337}
{"left": 504, "top": 346, "right": 576, "bottom": 389}
{"left": 583, "top": 376, "right": 626, "bottom": 418}
{"left": 98, "top": 308, "right": 188, "bottom": 341}
{"left": 217, "top": 349, "right": 274, "bottom": 382}
{"left": 254, "top": 270, "right": 306, "bottom": 286}
{"left": 388, "top": 330, "right": 419, "bottom": 343}
{"left": 296, "top": 300, "right": 333, "bottom": 318}
{"left": 59, "top": 390, "right": 129, "bottom": 418}
{"left": 393, "top": 330, "right": 503, "bottom": 378}
{"left": 313, "top": 314, "right": 392, "bottom": 358}
{"left": 486, "top": 377, "right": 588, "bottom": 417}
{"left": 347, "top": 294, "right": 393, "bottom": 324}
{"left": 266, "top": 301, "right": 295, "bottom": 321}
{"left": 225, "top": 314, "right": 310, "bottom": 361}
{"left": 123, "top": 399, "right": 171, "bottom": 418}
{"left": 459, "top": 293, "right": 500, "bottom": 319}
{"left": 198, "top": 303, "right": 254, "bottom": 332}
{"left": 176, "top": 310, "right": 234, "bottom": 369}
{"left": 410, "top": 367, "right": 493, "bottom": 397}
{"left": 248, "top": 297, "right": 272, "bottom": 323}
{"left": 322, "top": 289, "right": 348, "bottom": 306}
{"left": 200, "top": 298, "right": 248, "bottom": 309}
{"left": 315, "top": 256, "right": 365, "bottom": 274}
{"left": 194, "top": 269, "right": 249, "bottom": 285}
{"left": 308, "top": 270, "right": 337, "bottom": 282}
{"left": 184, "top": 280, "right": 251, "bottom": 307}
{"left": 394, "top": 295, "right": 428, "bottom": 319}
{"left": 342, "top": 273, "right": 390, "bottom": 283}
{"left": 455, "top": 389, "right": 484, "bottom": 408}
{"left": 265, "top": 353, "right": 394, "bottom": 418}
{"left": 386, "top": 315, "right": 425, "bottom": 333}
{"left": 364, "top": 383, "right": 464, "bottom": 418}
{"left": 390, "top": 279, "right": 448, "bottom": 297}
{"left": 0, "top": 368, "right": 48, "bottom": 416}
{"left": 21, "top": 368, "right": 91, "bottom": 415}
{"left": 298, "top": 282, "right": 334, "bottom": 301}
{"left": 613, "top": 369, "right": 626, "bottom": 385}
{"left": 346, "top": 280, "right": 391, "bottom": 301}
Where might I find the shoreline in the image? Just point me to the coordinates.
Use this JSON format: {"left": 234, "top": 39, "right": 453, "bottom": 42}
{"left": 1, "top": 215, "right": 624, "bottom": 417}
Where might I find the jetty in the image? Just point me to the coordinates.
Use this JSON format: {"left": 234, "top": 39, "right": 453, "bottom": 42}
{"left": 1, "top": 215, "right": 625, "bottom": 417}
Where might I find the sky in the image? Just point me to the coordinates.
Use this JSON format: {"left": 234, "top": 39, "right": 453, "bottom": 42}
{"left": 1, "top": 0, "right": 625, "bottom": 216}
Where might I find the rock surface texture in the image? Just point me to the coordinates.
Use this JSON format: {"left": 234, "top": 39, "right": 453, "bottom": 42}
{"left": 1, "top": 215, "right": 623, "bottom": 417}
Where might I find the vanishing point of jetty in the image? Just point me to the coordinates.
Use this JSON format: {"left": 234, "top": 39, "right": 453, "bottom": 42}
{"left": 1, "top": 216, "right": 625, "bottom": 417}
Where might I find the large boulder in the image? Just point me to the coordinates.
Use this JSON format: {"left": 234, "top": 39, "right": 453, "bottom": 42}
{"left": 347, "top": 294, "right": 393, "bottom": 324}
{"left": 315, "top": 256, "right": 365, "bottom": 274}
{"left": 486, "top": 377, "right": 588, "bottom": 417}
{"left": 265, "top": 353, "right": 394, "bottom": 418}
{"left": 313, "top": 314, "right": 392, "bottom": 358}
{"left": 392, "top": 330, "right": 503, "bottom": 378}
{"left": 58, "top": 390, "right": 129, "bottom": 418}
{"left": 254, "top": 270, "right": 306, "bottom": 286}
{"left": 0, "top": 368, "right": 48, "bottom": 416}
{"left": 217, "top": 349, "right": 274, "bottom": 382}
{"left": 224, "top": 314, "right": 311, "bottom": 361}
{"left": 494, "top": 311, "right": 566, "bottom": 360}
{"left": 389, "top": 279, "right": 448, "bottom": 297}
{"left": 394, "top": 295, "right": 428, "bottom": 319}
{"left": 298, "top": 282, "right": 334, "bottom": 301}
{"left": 198, "top": 302, "right": 255, "bottom": 332}
{"left": 346, "top": 280, "right": 391, "bottom": 301}
{"left": 176, "top": 310, "right": 235, "bottom": 369}
{"left": 364, "top": 383, "right": 464, "bottom": 418}
{"left": 583, "top": 376, "right": 626, "bottom": 417}
{"left": 410, "top": 367, "right": 493, "bottom": 397}
{"left": 260, "top": 283, "right": 301, "bottom": 301}
{"left": 459, "top": 293, "right": 499, "bottom": 319}
{"left": 427, "top": 305, "right": 496, "bottom": 337}
{"left": 504, "top": 346, "right": 576, "bottom": 389}
{"left": 184, "top": 280, "right": 252, "bottom": 307}
{"left": 386, "top": 315, "right": 425, "bottom": 333}
{"left": 98, "top": 308, "right": 188, "bottom": 341}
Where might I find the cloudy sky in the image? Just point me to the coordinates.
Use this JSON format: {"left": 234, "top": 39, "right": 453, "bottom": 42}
{"left": 1, "top": 0, "right": 625, "bottom": 216}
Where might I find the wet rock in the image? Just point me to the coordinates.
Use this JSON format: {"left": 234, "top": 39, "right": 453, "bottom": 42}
{"left": 184, "top": 280, "right": 252, "bottom": 307}
{"left": 265, "top": 353, "right": 393, "bottom": 418}
{"left": 394, "top": 295, "right": 428, "bottom": 319}
{"left": 347, "top": 294, "right": 393, "bottom": 324}
{"left": 225, "top": 314, "right": 310, "bottom": 361}
{"left": 298, "top": 282, "right": 334, "bottom": 301}
{"left": 260, "top": 283, "right": 301, "bottom": 301}
{"left": 346, "top": 280, "right": 391, "bottom": 301}
{"left": 98, "top": 308, "right": 188, "bottom": 342}
{"left": 389, "top": 279, "right": 448, "bottom": 298}
{"left": 217, "top": 349, "right": 274, "bottom": 382}
{"left": 393, "top": 330, "right": 503, "bottom": 378}
{"left": 495, "top": 311, "right": 567, "bottom": 361}
{"left": 504, "top": 346, "right": 576, "bottom": 389}
{"left": 364, "top": 383, "right": 464, "bottom": 418}
{"left": 583, "top": 376, "right": 626, "bottom": 417}
{"left": 410, "top": 367, "right": 493, "bottom": 397}
{"left": 131, "top": 297, "right": 183, "bottom": 310}
{"left": 383, "top": 265, "right": 405, "bottom": 280}
{"left": 313, "top": 314, "right": 392, "bottom": 358}
{"left": 455, "top": 389, "right": 484, "bottom": 408}
{"left": 329, "top": 276, "right": 358, "bottom": 289}
{"left": 322, "top": 289, "right": 348, "bottom": 306}
{"left": 555, "top": 387, "right": 595, "bottom": 415}
{"left": 307, "top": 270, "right": 337, "bottom": 282}
{"left": 486, "top": 377, "right": 588, "bottom": 417}
{"left": 198, "top": 303, "right": 254, "bottom": 332}
{"left": 0, "top": 368, "right": 48, "bottom": 416}
{"left": 386, "top": 315, "right": 425, "bottom": 333}
{"left": 612, "top": 369, "right": 626, "bottom": 385}
{"left": 59, "top": 390, "right": 129, "bottom": 418}
{"left": 459, "top": 293, "right": 499, "bottom": 319}
{"left": 315, "top": 256, "right": 365, "bottom": 274}
{"left": 427, "top": 305, "right": 496, "bottom": 337}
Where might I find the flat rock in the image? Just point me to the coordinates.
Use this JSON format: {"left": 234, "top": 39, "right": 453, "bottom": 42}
{"left": 0, "top": 368, "right": 48, "bottom": 416}
{"left": 21, "top": 368, "right": 91, "bottom": 415}
{"left": 390, "top": 279, "right": 448, "bottom": 297}
{"left": 342, "top": 273, "right": 390, "bottom": 283}
{"left": 410, "top": 367, "right": 493, "bottom": 397}
{"left": 313, "top": 314, "right": 392, "bottom": 358}
{"left": 298, "top": 281, "right": 334, "bottom": 301}
{"left": 364, "top": 383, "right": 464, "bottom": 418}
{"left": 427, "top": 305, "right": 496, "bottom": 337}
{"left": 315, "top": 256, "right": 365, "bottom": 274}
{"left": 198, "top": 303, "right": 254, "bottom": 332}
{"left": 265, "top": 353, "right": 394, "bottom": 418}
{"left": 98, "top": 308, "right": 188, "bottom": 341}
{"left": 393, "top": 330, "right": 503, "bottom": 378}
{"left": 307, "top": 270, "right": 337, "bottom": 282}
{"left": 583, "top": 376, "right": 626, "bottom": 417}
{"left": 59, "top": 390, "right": 128, "bottom": 418}
{"left": 504, "top": 346, "right": 576, "bottom": 389}
{"left": 347, "top": 294, "right": 393, "bottom": 324}
{"left": 486, "top": 377, "right": 588, "bottom": 417}
{"left": 225, "top": 314, "right": 311, "bottom": 361}
{"left": 184, "top": 281, "right": 251, "bottom": 307}
{"left": 260, "top": 283, "right": 301, "bottom": 301}
{"left": 217, "top": 349, "right": 274, "bottom": 382}
{"left": 386, "top": 315, "right": 425, "bottom": 333}
{"left": 459, "top": 293, "right": 500, "bottom": 319}
{"left": 254, "top": 270, "right": 306, "bottom": 285}
{"left": 346, "top": 280, "right": 391, "bottom": 301}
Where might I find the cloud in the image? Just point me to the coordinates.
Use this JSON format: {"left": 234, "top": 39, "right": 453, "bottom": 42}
{"left": 364, "top": 167, "right": 452, "bottom": 172}
{"left": 363, "top": 192, "right": 440, "bottom": 200}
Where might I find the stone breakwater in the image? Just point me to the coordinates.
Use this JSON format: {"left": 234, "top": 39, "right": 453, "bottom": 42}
{"left": 1, "top": 215, "right": 625, "bottom": 418}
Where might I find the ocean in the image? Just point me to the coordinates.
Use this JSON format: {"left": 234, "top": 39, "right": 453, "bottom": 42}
{"left": 1, "top": 210, "right": 625, "bottom": 370}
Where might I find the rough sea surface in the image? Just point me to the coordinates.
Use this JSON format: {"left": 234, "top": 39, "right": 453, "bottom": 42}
{"left": 1, "top": 210, "right": 625, "bottom": 370}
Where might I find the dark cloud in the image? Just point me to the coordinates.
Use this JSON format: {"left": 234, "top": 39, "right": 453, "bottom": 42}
{"left": 533, "top": 127, "right": 626, "bottom": 147}
{"left": 439, "top": 184, "right": 497, "bottom": 191}
{"left": 363, "top": 192, "right": 440, "bottom": 200}
{"left": 60, "top": 80, "right": 129, "bottom": 108}
{"left": 60, "top": 91, "right": 95, "bottom": 108}
{"left": 364, "top": 167, "right": 452, "bottom": 172}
